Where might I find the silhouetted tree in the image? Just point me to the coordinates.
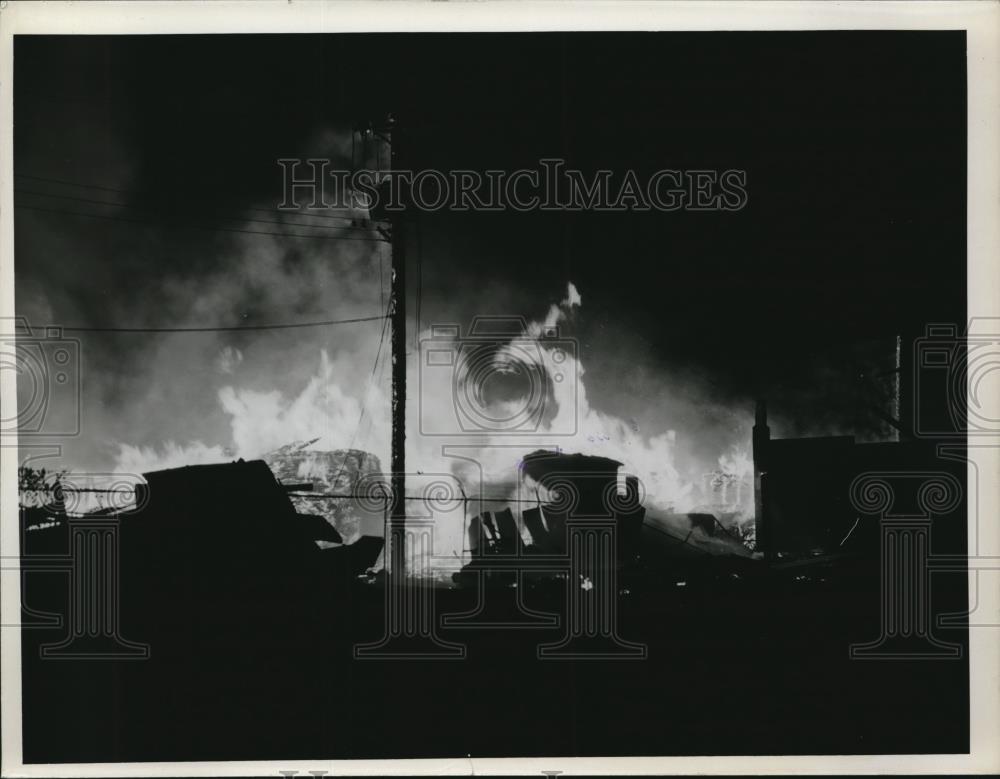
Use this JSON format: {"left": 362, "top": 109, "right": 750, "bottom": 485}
{"left": 17, "top": 465, "right": 65, "bottom": 511}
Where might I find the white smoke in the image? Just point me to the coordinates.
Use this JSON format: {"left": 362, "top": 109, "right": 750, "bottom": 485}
{"left": 115, "top": 440, "right": 229, "bottom": 474}
{"left": 115, "top": 280, "right": 737, "bottom": 562}
{"left": 215, "top": 346, "right": 243, "bottom": 375}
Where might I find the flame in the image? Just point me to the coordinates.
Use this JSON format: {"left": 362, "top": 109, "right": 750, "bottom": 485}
{"left": 717, "top": 445, "right": 753, "bottom": 480}
{"left": 115, "top": 440, "right": 228, "bottom": 473}
{"left": 219, "top": 350, "right": 389, "bottom": 463}
{"left": 115, "top": 281, "right": 752, "bottom": 565}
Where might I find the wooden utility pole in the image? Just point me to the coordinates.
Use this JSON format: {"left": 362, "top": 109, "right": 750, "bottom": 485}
{"left": 387, "top": 116, "right": 406, "bottom": 577}
{"left": 354, "top": 115, "right": 406, "bottom": 573}
{"left": 355, "top": 117, "right": 462, "bottom": 659}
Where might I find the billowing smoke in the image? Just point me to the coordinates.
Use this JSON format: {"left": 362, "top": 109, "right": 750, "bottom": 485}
{"left": 405, "top": 281, "right": 732, "bottom": 559}
{"left": 15, "top": 123, "right": 383, "bottom": 474}
{"left": 17, "top": 125, "right": 756, "bottom": 559}
{"left": 91, "top": 272, "right": 754, "bottom": 561}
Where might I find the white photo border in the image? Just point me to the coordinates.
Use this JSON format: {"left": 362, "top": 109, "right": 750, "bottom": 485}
{"left": 1, "top": 1, "right": 997, "bottom": 775}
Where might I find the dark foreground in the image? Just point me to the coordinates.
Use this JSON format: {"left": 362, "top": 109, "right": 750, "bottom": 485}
{"left": 21, "top": 547, "right": 969, "bottom": 762}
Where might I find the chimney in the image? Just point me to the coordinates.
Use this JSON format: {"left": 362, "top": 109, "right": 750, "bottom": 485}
{"left": 897, "top": 330, "right": 916, "bottom": 440}
{"left": 752, "top": 399, "right": 770, "bottom": 560}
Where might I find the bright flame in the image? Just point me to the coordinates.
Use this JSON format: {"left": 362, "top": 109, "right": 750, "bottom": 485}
{"left": 115, "top": 281, "right": 752, "bottom": 564}
{"left": 717, "top": 445, "right": 753, "bottom": 480}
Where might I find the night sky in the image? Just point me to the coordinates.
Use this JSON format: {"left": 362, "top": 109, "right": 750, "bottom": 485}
{"left": 14, "top": 32, "right": 966, "bottom": 473}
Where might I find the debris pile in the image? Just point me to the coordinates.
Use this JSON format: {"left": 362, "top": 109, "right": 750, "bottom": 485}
{"left": 264, "top": 439, "right": 383, "bottom": 544}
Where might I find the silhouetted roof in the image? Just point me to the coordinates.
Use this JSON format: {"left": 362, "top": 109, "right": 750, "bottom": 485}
{"left": 134, "top": 459, "right": 320, "bottom": 558}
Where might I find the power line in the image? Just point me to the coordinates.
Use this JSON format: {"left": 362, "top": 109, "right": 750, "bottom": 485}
{"left": 24, "top": 314, "right": 387, "bottom": 334}
{"left": 19, "top": 483, "right": 659, "bottom": 514}
{"left": 19, "top": 486, "right": 563, "bottom": 505}
{"left": 16, "top": 172, "right": 144, "bottom": 195}
{"left": 15, "top": 188, "right": 373, "bottom": 233}
{"left": 356, "top": 312, "right": 391, "bottom": 436}
{"left": 414, "top": 211, "right": 423, "bottom": 351}
{"left": 14, "top": 173, "right": 364, "bottom": 222}
{"left": 15, "top": 203, "right": 387, "bottom": 244}
{"left": 324, "top": 302, "right": 392, "bottom": 490}
{"left": 347, "top": 298, "right": 392, "bottom": 468}
{"left": 19, "top": 486, "right": 140, "bottom": 494}
{"left": 365, "top": 317, "right": 391, "bottom": 442}
{"left": 378, "top": 239, "right": 385, "bottom": 313}
{"left": 14, "top": 173, "right": 360, "bottom": 220}
{"left": 15, "top": 172, "right": 362, "bottom": 224}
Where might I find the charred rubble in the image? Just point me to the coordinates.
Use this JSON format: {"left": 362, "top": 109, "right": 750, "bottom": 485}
{"left": 16, "top": 421, "right": 969, "bottom": 761}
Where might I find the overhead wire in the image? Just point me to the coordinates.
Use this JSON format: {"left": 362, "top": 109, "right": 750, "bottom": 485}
{"left": 15, "top": 188, "right": 374, "bottom": 233}
{"left": 15, "top": 203, "right": 387, "bottom": 244}
{"left": 15, "top": 172, "right": 362, "bottom": 223}
{"left": 23, "top": 315, "right": 387, "bottom": 334}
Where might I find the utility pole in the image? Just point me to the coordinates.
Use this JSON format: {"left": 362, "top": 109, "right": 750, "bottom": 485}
{"left": 354, "top": 116, "right": 463, "bottom": 659}
{"left": 387, "top": 115, "right": 407, "bottom": 578}
{"left": 354, "top": 114, "right": 406, "bottom": 570}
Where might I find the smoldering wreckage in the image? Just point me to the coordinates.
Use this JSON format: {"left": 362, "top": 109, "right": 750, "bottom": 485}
{"left": 18, "top": 378, "right": 969, "bottom": 760}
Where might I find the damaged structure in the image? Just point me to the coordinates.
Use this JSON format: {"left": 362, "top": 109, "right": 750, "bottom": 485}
{"left": 752, "top": 328, "right": 967, "bottom": 564}
{"left": 455, "top": 448, "right": 749, "bottom": 597}
{"left": 263, "top": 439, "right": 384, "bottom": 545}
{"left": 461, "top": 451, "right": 643, "bottom": 566}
